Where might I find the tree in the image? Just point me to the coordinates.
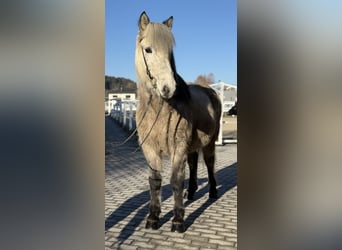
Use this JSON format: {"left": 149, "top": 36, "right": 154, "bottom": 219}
{"left": 194, "top": 75, "right": 207, "bottom": 85}
{"left": 105, "top": 75, "right": 137, "bottom": 91}
{"left": 207, "top": 73, "right": 215, "bottom": 84}
{"left": 194, "top": 73, "right": 215, "bottom": 85}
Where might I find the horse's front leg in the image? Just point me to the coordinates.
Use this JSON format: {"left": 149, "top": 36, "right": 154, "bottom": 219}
{"left": 143, "top": 147, "right": 162, "bottom": 230}
{"left": 170, "top": 154, "right": 187, "bottom": 233}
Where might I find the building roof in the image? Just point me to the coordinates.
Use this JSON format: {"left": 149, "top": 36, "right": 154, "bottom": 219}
{"left": 210, "top": 81, "right": 237, "bottom": 91}
{"left": 108, "top": 90, "right": 137, "bottom": 94}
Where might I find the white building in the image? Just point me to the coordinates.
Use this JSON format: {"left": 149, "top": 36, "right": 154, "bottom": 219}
{"left": 210, "top": 82, "right": 237, "bottom": 113}
{"left": 108, "top": 92, "right": 136, "bottom": 101}
{"left": 105, "top": 91, "right": 137, "bottom": 115}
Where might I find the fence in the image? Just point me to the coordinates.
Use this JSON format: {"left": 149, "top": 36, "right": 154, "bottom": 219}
{"left": 110, "top": 100, "right": 138, "bottom": 131}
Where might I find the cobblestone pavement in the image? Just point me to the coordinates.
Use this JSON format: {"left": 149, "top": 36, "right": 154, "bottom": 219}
{"left": 105, "top": 117, "right": 237, "bottom": 250}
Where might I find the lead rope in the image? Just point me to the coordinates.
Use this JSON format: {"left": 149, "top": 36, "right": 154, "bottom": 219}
{"left": 108, "top": 97, "right": 164, "bottom": 174}
{"left": 133, "top": 97, "right": 164, "bottom": 153}
{"left": 141, "top": 46, "right": 154, "bottom": 81}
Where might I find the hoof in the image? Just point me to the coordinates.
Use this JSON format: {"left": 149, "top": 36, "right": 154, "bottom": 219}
{"left": 171, "top": 223, "right": 185, "bottom": 233}
{"left": 145, "top": 220, "right": 159, "bottom": 230}
{"left": 209, "top": 191, "right": 218, "bottom": 199}
{"left": 187, "top": 188, "right": 197, "bottom": 200}
{"left": 187, "top": 192, "right": 195, "bottom": 200}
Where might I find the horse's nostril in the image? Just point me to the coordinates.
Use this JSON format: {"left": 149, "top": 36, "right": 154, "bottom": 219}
{"left": 162, "top": 86, "right": 170, "bottom": 95}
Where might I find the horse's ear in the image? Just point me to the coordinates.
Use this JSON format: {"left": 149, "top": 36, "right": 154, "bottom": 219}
{"left": 163, "top": 16, "right": 173, "bottom": 29}
{"left": 139, "top": 11, "right": 150, "bottom": 32}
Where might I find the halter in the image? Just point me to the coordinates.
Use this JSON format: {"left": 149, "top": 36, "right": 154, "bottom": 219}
{"left": 141, "top": 46, "right": 157, "bottom": 89}
{"left": 112, "top": 46, "right": 161, "bottom": 149}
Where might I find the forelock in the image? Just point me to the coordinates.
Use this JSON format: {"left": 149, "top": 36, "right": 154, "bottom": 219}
{"left": 143, "top": 23, "right": 175, "bottom": 52}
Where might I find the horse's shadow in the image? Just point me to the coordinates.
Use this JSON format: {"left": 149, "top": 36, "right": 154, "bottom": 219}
{"left": 105, "top": 162, "right": 237, "bottom": 244}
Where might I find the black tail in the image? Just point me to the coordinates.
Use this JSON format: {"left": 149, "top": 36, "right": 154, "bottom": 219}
{"left": 206, "top": 87, "right": 222, "bottom": 140}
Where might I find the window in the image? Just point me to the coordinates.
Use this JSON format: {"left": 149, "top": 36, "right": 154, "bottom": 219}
{"left": 125, "top": 95, "right": 131, "bottom": 99}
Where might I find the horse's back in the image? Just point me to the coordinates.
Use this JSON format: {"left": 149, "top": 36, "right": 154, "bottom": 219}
{"left": 189, "top": 84, "right": 221, "bottom": 121}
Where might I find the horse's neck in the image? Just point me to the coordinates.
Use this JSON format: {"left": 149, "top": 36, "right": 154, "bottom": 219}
{"left": 137, "top": 81, "right": 161, "bottom": 108}
{"left": 138, "top": 82, "right": 153, "bottom": 102}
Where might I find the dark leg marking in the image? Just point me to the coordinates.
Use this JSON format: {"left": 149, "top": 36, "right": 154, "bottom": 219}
{"left": 146, "top": 171, "right": 162, "bottom": 230}
{"left": 170, "top": 161, "right": 186, "bottom": 233}
{"left": 187, "top": 151, "right": 199, "bottom": 200}
{"left": 203, "top": 144, "right": 218, "bottom": 199}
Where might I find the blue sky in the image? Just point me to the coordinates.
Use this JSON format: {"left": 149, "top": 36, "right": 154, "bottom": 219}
{"left": 105, "top": 0, "right": 236, "bottom": 85}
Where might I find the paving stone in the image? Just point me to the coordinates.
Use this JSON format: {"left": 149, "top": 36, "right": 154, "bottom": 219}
{"left": 105, "top": 117, "right": 237, "bottom": 249}
{"left": 217, "top": 246, "right": 237, "bottom": 250}
{"left": 209, "top": 238, "right": 236, "bottom": 246}
{"left": 173, "top": 243, "right": 200, "bottom": 250}
{"left": 150, "top": 239, "right": 174, "bottom": 247}
{"left": 131, "top": 241, "right": 154, "bottom": 249}
{"left": 122, "top": 235, "right": 149, "bottom": 242}
{"left": 143, "top": 233, "right": 168, "bottom": 241}
{"left": 184, "top": 235, "right": 209, "bottom": 243}
{"left": 154, "top": 246, "right": 175, "bottom": 250}
{"left": 117, "top": 244, "right": 138, "bottom": 250}
{"left": 190, "top": 241, "right": 219, "bottom": 249}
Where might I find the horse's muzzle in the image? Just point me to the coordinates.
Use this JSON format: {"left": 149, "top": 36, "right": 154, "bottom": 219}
{"left": 159, "top": 84, "right": 175, "bottom": 99}
{"left": 161, "top": 85, "right": 170, "bottom": 98}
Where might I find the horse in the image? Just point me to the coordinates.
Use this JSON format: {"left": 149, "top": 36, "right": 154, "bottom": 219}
{"left": 135, "top": 11, "right": 222, "bottom": 233}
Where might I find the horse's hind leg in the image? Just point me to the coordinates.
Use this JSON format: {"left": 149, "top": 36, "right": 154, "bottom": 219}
{"left": 187, "top": 151, "right": 199, "bottom": 200}
{"left": 203, "top": 142, "right": 218, "bottom": 198}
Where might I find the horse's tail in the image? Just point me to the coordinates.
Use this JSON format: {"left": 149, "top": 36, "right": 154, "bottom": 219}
{"left": 209, "top": 89, "right": 222, "bottom": 141}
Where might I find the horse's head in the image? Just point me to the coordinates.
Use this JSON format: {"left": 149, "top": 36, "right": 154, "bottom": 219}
{"left": 136, "top": 11, "right": 177, "bottom": 99}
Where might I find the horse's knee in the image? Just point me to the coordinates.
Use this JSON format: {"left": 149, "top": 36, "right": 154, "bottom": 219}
{"left": 171, "top": 179, "right": 184, "bottom": 197}
{"left": 149, "top": 176, "right": 161, "bottom": 190}
{"left": 171, "top": 171, "right": 185, "bottom": 191}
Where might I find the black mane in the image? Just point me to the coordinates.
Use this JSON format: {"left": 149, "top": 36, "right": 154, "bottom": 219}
{"left": 169, "top": 52, "right": 191, "bottom": 103}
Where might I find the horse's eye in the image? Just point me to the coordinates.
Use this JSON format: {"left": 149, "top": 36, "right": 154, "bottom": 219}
{"left": 144, "top": 47, "right": 152, "bottom": 53}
